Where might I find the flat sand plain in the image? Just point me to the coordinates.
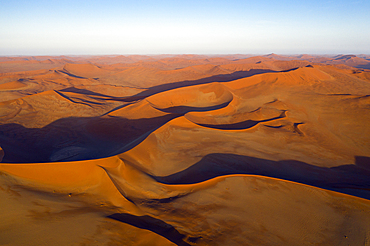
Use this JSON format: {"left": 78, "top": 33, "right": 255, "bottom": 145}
{"left": 1, "top": 54, "right": 370, "bottom": 245}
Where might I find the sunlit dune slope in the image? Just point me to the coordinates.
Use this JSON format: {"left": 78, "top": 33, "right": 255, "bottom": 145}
{"left": 0, "top": 90, "right": 124, "bottom": 128}
{"left": 0, "top": 55, "right": 370, "bottom": 245}
{"left": 146, "top": 82, "right": 233, "bottom": 113}
{"left": 63, "top": 63, "right": 114, "bottom": 78}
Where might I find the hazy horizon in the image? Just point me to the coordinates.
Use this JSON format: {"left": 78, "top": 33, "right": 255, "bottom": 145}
{"left": 1, "top": 53, "right": 369, "bottom": 58}
{"left": 1, "top": 0, "right": 370, "bottom": 56}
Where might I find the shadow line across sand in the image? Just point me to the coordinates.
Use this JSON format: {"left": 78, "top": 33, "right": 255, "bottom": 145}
{"left": 0, "top": 114, "right": 180, "bottom": 163}
{"left": 189, "top": 111, "right": 287, "bottom": 130}
{"left": 148, "top": 153, "right": 370, "bottom": 200}
{"left": 107, "top": 213, "right": 199, "bottom": 246}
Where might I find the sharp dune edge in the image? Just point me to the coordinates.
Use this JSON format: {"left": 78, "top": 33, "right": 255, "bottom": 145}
{"left": 0, "top": 54, "right": 370, "bottom": 246}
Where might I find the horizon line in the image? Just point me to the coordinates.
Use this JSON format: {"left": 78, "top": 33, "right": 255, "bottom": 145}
{"left": 1, "top": 53, "right": 369, "bottom": 57}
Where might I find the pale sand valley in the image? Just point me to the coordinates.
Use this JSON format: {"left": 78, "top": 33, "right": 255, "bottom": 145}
{"left": 1, "top": 54, "right": 370, "bottom": 245}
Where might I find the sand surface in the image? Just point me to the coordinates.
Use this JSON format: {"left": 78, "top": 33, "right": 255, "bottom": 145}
{"left": 0, "top": 54, "right": 370, "bottom": 245}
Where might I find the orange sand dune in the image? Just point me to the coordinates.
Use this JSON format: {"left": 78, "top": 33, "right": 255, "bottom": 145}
{"left": 0, "top": 69, "right": 53, "bottom": 85}
{"left": 97, "top": 64, "right": 233, "bottom": 88}
{"left": 0, "top": 59, "right": 67, "bottom": 73}
{"left": 62, "top": 63, "right": 114, "bottom": 79}
{"left": 118, "top": 57, "right": 231, "bottom": 70}
{"left": 0, "top": 80, "right": 27, "bottom": 90}
{"left": 0, "top": 54, "right": 370, "bottom": 245}
{"left": 0, "top": 90, "right": 124, "bottom": 128}
{"left": 1, "top": 157, "right": 370, "bottom": 245}
{"left": 146, "top": 82, "right": 233, "bottom": 113}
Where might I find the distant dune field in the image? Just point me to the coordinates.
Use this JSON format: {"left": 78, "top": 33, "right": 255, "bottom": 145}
{"left": 0, "top": 54, "right": 370, "bottom": 245}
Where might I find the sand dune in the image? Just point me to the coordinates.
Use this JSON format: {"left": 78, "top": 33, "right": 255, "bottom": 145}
{"left": 146, "top": 83, "right": 233, "bottom": 114}
{"left": 62, "top": 63, "right": 114, "bottom": 79}
{"left": 0, "top": 54, "right": 370, "bottom": 245}
{"left": 1, "top": 157, "right": 370, "bottom": 245}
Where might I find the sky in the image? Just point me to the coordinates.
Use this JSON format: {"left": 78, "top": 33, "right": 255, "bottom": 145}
{"left": 1, "top": 0, "right": 369, "bottom": 55}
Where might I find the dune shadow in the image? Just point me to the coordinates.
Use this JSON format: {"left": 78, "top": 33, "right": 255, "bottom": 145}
{"left": 355, "top": 63, "right": 370, "bottom": 69}
{"left": 151, "top": 153, "right": 370, "bottom": 200}
{"left": 355, "top": 156, "right": 370, "bottom": 170}
{"left": 0, "top": 114, "right": 179, "bottom": 163}
{"left": 152, "top": 101, "right": 232, "bottom": 114}
{"left": 59, "top": 87, "right": 114, "bottom": 98}
{"left": 107, "top": 213, "right": 198, "bottom": 246}
{"left": 191, "top": 111, "right": 287, "bottom": 130}
{"left": 57, "top": 70, "right": 88, "bottom": 79}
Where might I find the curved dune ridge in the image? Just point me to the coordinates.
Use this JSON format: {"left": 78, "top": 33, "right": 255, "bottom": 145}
{"left": 146, "top": 82, "right": 233, "bottom": 114}
{"left": 0, "top": 55, "right": 370, "bottom": 245}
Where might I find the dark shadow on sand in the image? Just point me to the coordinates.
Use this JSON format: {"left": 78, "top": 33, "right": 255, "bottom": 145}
{"left": 149, "top": 153, "right": 370, "bottom": 200}
{"left": 107, "top": 213, "right": 199, "bottom": 246}
{"left": 192, "top": 111, "right": 287, "bottom": 130}
{"left": 0, "top": 114, "right": 180, "bottom": 163}
{"left": 151, "top": 101, "right": 232, "bottom": 114}
{"left": 57, "top": 70, "right": 88, "bottom": 79}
